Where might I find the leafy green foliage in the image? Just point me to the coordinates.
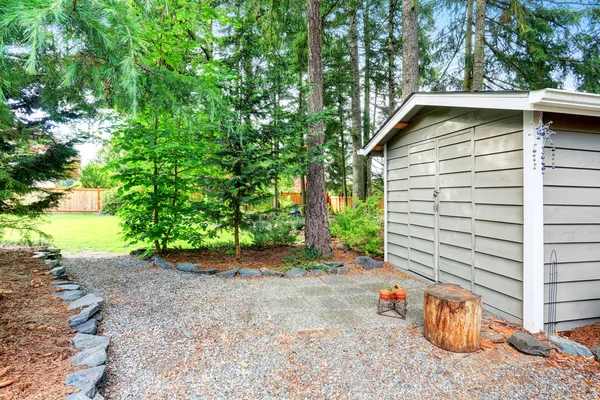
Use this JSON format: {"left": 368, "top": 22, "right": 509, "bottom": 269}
{"left": 99, "top": 188, "right": 120, "bottom": 215}
{"left": 79, "top": 163, "right": 114, "bottom": 189}
{"left": 331, "top": 196, "right": 383, "bottom": 255}
{"left": 248, "top": 213, "right": 302, "bottom": 248}
{"left": 280, "top": 247, "right": 325, "bottom": 271}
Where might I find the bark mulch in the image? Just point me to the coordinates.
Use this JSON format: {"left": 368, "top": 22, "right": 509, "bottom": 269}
{"left": 160, "top": 241, "right": 409, "bottom": 279}
{"left": 560, "top": 322, "right": 600, "bottom": 350}
{"left": 0, "top": 247, "right": 77, "bottom": 399}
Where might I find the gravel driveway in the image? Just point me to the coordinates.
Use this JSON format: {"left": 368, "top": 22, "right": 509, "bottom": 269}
{"left": 64, "top": 254, "right": 600, "bottom": 399}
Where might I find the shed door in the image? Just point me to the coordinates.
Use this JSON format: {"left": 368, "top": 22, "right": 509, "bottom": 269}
{"left": 407, "top": 130, "right": 474, "bottom": 288}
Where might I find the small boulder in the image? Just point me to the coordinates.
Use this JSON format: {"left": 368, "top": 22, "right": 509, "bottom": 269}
{"left": 58, "top": 283, "right": 81, "bottom": 291}
{"left": 324, "top": 261, "right": 344, "bottom": 268}
{"left": 129, "top": 248, "right": 146, "bottom": 256}
{"left": 55, "top": 290, "right": 86, "bottom": 302}
{"left": 69, "top": 304, "right": 100, "bottom": 328}
{"left": 65, "top": 365, "right": 106, "bottom": 398}
{"left": 71, "top": 345, "right": 107, "bottom": 367}
{"left": 67, "top": 294, "right": 103, "bottom": 311}
{"left": 354, "top": 256, "right": 383, "bottom": 270}
{"left": 592, "top": 345, "right": 600, "bottom": 362}
{"left": 508, "top": 332, "right": 551, "bottom": 357}
{"left": 260, "top": 268, "right": 284, "bottom": 277}
{"left": 44, "top": 259, "right": 61, "bottom": 268}
{"left": 152, "top": 255, "right": 173, "bottom": 270}
{"left": 309, "top": 269, "right": 325, "bottom": 276}
{"left": 66, "top": 393, "right": 92, "bottom": 400}
{"left": 548, "top": 334, "right": 594, "bottom": 357}
{"left": 75, "top": 318, "right": 98, "bottom": 335}
{"left": 286, "top": 268, "right": 307, "bottom": 278}
{"left": 176, "top": 263, "right": 200, "bottom": 272}
{"left": 327, "top": 265, "right": 348, "bottom": 275}
{"left": 49, "top": 266, "right": 66, "bottom": 277}
{"left": 46, "top": 246, "right": 61, "bottom": 254}
{"left": 192, "top": 269, "right": 219, "bottom": 275}
{"left": 32, "top": 252, "right": 49, "bottom": 259}
{"left": 336, "top": 243, "right": 351, "bottom": 252}
{"left": 94, "top": 313, "right": 103, "bottom": 322}
{"left": 54, "top": 281, "right": 77, "bottom": 287}
{"left": 72, "top": 333, "right": 110, "bottom": 351}
{"left": 238, "top": 268, "right": 261, "bottom": 278}
{"left": 217, "top": 269, "right": 238, "bottom": 278}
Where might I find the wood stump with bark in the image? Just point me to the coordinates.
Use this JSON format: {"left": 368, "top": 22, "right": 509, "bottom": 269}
{"left": 423, "top": 283, "right": 482, "bottom": 353}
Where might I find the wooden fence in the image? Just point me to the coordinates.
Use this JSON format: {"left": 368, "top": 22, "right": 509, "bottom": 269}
{"left": 45, "top": 188, "right": 108, "bottom": 213}
{"left": 281, "top": 192, "right": 383, "bottom": 213}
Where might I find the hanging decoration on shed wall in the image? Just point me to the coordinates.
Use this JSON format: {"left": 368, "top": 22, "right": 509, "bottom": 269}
{"left": 530, "top": 113, "right": 556, "bottom": 174}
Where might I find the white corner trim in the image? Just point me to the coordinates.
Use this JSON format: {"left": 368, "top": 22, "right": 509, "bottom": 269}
{"left": 383, "top": 143, "right": 388, "bottom": 263}
{"left": 522, "top": 110, "right": 545, "bottom": 333}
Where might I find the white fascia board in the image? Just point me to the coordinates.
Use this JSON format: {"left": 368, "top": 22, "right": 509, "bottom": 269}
{"left": 522, "top": 110, "right": 545, "bottom": 333}
{"left": 361, "top": 92, "right": 531, "bottom": 155}
{"left": 530, "top": 89, "right": 600, "bottom": 117}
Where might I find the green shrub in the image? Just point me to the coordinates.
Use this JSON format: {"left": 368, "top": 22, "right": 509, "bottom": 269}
{"left": 249, "top": 213, "right": 301, "bottom": 248}
{"left": 280, "top": 247, "right": 324, "bottom": 270}
{"left": 331, "top": 196, "right": 383, "bottom": 255}
{"left": 100, "top": 188, "right": 121, "bottom": 215}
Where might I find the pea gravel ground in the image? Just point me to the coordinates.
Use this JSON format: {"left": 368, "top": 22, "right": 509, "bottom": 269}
{"left": 63, "top": 254, "right": 600, "bottom": 399}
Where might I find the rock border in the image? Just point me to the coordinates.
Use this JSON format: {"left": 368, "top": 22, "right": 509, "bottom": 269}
{"left": 145, "top": 253, "right": 383, "bottom": 279}
{"left": 36, "top": 247, "right": 109, "bottom": 400}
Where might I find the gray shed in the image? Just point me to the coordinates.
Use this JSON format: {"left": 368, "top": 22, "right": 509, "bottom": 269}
{"left": 361, "top": 90, "right": 600, "bottom": 333}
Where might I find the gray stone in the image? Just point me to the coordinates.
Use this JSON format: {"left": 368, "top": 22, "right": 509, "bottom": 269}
{"left": 129, "top": 248, "right": 146, "bottom": 256}
{"left": 69, "top": 304, "right": 100, "bottom": 328}
{"left": 54, "top": 280, "right": 77, "bottom": 287}
{"left": 260, "top": 268, "right": 284, "bottom": 277}
{"left": 217, "top": 269, "right": 239, "bottom": 278}
{"left": 592, "top": 345, "right": 600, "bottom": 362}
{"left": 336, "top": 243, "right": 351, "bottom": 252}
{"left": 548, "top": 334, "right": 594, "bottom": 357}
{"left": 44, "top": 259, "right": 61, "bottom": 268}
{"left": 508, "top": 332, "right": 551, "bottom": 357}
{"left": 286, "top": 268, "right": 307, "bottom": 278}
{"left": 66, "top": 393, "right": 92, "bottom": 400}
{"left": 32, "top": 252, "right": 49, "bottom": 259}
{"left": 192, "top": 268, "right": 218, "bottom": 275}
{"left": 238, "top": 268, "right": 261, "bottom": 278}
{"left": 72, "top": 333, "right": 110, "bottom": 351}
{"left": 176, "top": 263, "right": 200, "bottom": 272}
{"left": 327, "top": 265, "right": 348, "bottom": 275}
{"left": 309, "top": 269, "right": 325, "bottom": 276}
{"left": 75, "top": 318, "right": 98, "bottom": 335}
{"left": 65, "top": 365, "right": 106, "bottom": 397}
{"left": 354, "top": 256, "right": 383, "bottom": 270}
{"left": 46, "top": 246, "right": 61, "bottom": 254}
{"left": 324, "top": 261, "right": 344, "bottom": 268}
{"left": 68, "top": 294, "right": 103, "bottom": 311}
{"left": 93, "top": 394, "right": 104, "bottom": 400}
{"left": 55, "top": 290, "right": 86, "bottom": 302}
{"left": 58, "top": 283, "right": 80, "bottom": 291}
{"left": 49, "top": 266, "right": 66, "bottom": 276}
{"left": 93, "top": 313, "right": 103, "bottom": 322}
{"left": 152, "top": 255, "right": 173, "bottom": 270}
{"left": 54, "top": 275, "right": 69, "bottom": 282}
{"left": 71, "top": 345, "right": 107, "bottom": 367}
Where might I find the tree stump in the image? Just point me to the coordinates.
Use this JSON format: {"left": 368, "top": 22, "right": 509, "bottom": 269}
{"left": 423, "top": 283, "right": 482, "bottom": 353}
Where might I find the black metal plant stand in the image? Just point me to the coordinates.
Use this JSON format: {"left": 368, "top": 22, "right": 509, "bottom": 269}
{"left": 377, "top": 298, "right": 407, "bottom": 319}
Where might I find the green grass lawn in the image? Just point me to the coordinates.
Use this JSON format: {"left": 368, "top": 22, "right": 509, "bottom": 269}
{"left": 2, "top": 213, "right": 250, "bottom": 253}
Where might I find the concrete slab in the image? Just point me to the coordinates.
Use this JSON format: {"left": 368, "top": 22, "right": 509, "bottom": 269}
{"left": 290, "top": 277, "right": 326, "bottom": 288}
{"left": 270, "top": 311, "right": 327, "bottom": 332}
{"left": 266, "top": 297, "right": 310, "bottom": 313}
{"left": 298, "top": 286, "right": 336, "bottom": 297}
{"left": 342, "top": 294, "right": 378, "bottom": 309}
{"left": 318, "top": 310, "right": 362, "bottom": 329}
{"left": 320, "top": 275, "right": 357, "bottom": 286}
{"left": 307, "top": 296, "right": 350, "bottom": 311}
{"left": 330, "top": 285, "right": 369, "bottom": 296}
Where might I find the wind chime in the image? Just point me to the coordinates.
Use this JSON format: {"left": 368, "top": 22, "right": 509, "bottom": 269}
{"left": 530, "top": 113, "right": 556, "bottom": 174}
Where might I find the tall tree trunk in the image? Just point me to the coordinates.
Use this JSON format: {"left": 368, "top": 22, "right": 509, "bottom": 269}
{"left": 153, "top": 117, "right": 160, "bottom": 252}
{"left": 363, "top": 0, "right": 372, "bottom": 197}
{"left": 298, "top": 71, "right": 306, "bottom": 211}
{"left": 305, "top": 0, "right": 332, "bottom": 257}
{"left": 338, "top": 101, "right": 349, "bottom": 205}
{"left": 402, "top": 0, "right": 419, "bottom": 100}
{"left": 350, "top": 6, "right": 366, "bottom": 201}
{"left": 472, "top": 0, "right": 486, "bottom": 91}
{"left": 234, "top": 199, "right": 241, "bottom": 261}
{"left": 388, "top": 0, "right": 397, "bottom": 115}
{"left": 463, "top": 0, "right": 474, "bottom": 91}
{"left": 273, "top": 140, "right": 279, "bottom": 211}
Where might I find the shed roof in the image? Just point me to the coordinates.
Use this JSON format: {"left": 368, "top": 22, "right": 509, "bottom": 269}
{"left": 360, "top": 89, "right": 600, "bottom": 155}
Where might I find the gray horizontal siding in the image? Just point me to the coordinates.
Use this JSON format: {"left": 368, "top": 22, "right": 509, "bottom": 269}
{"left": 386, "top": 107, "right": 524, "bottom": 324}
{"left": 543, "top": 113, "right": 600, "bottom": 331}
